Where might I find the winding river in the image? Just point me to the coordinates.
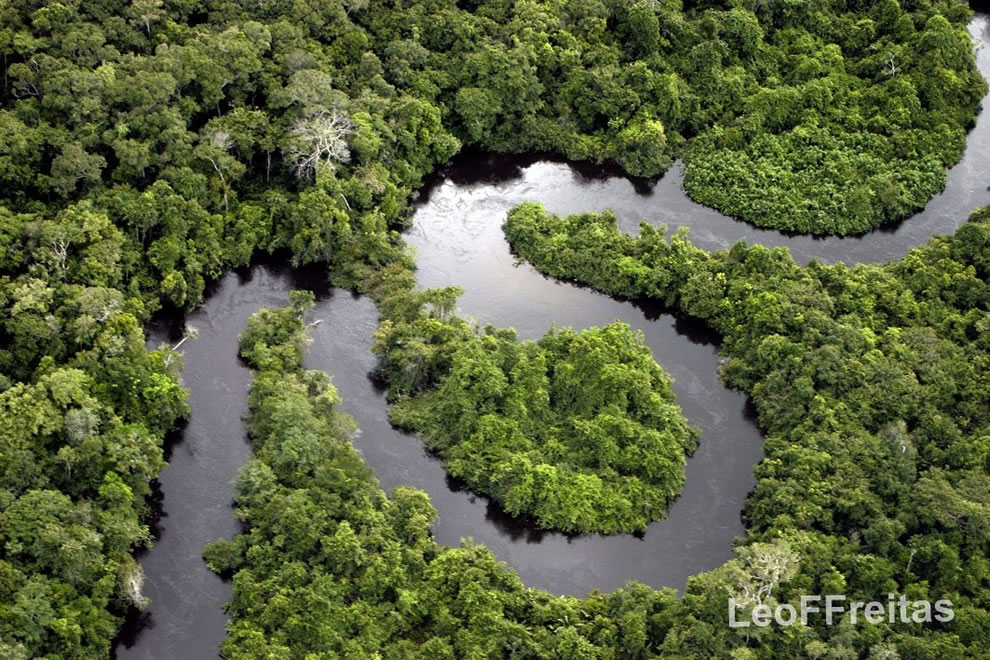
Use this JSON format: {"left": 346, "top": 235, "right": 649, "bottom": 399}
{"left": 114, "top": 14, "right": 990, "bottom": 659}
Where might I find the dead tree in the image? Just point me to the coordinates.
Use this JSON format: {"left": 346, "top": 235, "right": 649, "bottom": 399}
{"left": 285, "top": 108, "right": 354, "bottom": 183}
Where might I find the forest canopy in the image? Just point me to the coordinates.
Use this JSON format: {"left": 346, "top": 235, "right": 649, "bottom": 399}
{"left": 204, "top": 300, "right": 695, "bottom": 658}
{"left": 503, "top": 200, "right": 990, "bottom": 657}
{"left": 376, "top": 315, "right": 700, "bottom": 534}
{"left": 0, "top": 0, "right": 987, "bottom": 657}
{"left": 203, "top": 196, "right": 990, "bottom": 657}
{"left": 0, "top": 0, "right": 983, "bottom": 253}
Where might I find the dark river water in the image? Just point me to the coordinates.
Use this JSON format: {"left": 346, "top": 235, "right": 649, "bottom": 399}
{"left": 114, "top": 15, "right": 990, "bottom": 659}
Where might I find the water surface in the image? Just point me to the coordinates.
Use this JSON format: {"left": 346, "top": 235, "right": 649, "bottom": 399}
{"left": 415, "top": 15, "right": 990, "bottom": 266}
{"left": 115, "top": 14, "right": 990, "bottom": 658}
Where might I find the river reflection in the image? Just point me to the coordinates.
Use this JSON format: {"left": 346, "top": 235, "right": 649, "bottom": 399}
{"left": 115, "top": 13, "right": 990, "bottom": 659}
{"left": 417, "top": 16, "right": 990, "bottom": 266}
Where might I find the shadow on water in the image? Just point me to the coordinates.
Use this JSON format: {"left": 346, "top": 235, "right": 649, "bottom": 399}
{"left": 115, "top": 13, "right": 990, "bottom": 658}
{"left": 114, "top": 257, "right": 329, "bottom": 660}
{"left": 114, "top": 254, "right": 762, "bottom": 660}
{"left": 420, "top": 17, "right": 990, "bottom": 265}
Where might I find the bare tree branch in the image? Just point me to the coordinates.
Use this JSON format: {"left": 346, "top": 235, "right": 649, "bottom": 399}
{"left": 285, "top": 108, "right": 354, "bottom": 183}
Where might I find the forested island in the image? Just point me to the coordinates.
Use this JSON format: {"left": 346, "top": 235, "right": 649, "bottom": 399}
{"left": 0, "top": 0, "right": 988, "bottom": 658}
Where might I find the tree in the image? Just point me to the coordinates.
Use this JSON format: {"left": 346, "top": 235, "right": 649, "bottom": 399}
{"left": 613, "top": 114, "right": 670, "bottom": 176}
{"left": 285, "top": 109, "right": 355, "bottom": 183}
{"left": 194, "top": 129, "right": 246, "bottom": 211}
{"left": 624, "top": 2, "right": 661, "bottom": 59}
{"left": 127, "top": 0, "right": 165, "bottom": 37}
{"left": 727, "top": 540, "right": 800, "bottom": 610}
{"left": 48, "top": 144, "right": 105, "bottom": 198}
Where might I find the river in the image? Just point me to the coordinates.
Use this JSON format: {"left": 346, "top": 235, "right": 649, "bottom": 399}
{"left": 113, "top": 14, "right": 990, "bottom": 659}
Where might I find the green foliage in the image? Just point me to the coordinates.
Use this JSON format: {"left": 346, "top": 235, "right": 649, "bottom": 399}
{"left": 376, "top": 312, "right": 699, "bottom": 533}
{"left": 0, "top": 0, "right": 987, "bottom": 655}
{"left": 681, "top": 5, "right": 987, "bottom": 234}
{"left": 237, "top": 290, "right": 315, "bottom": 372}
{"left": 0, "top": 362, "right": 183, "bottom": 657}
{"left": 505, "top": 201, "right": 990, "bottom": 657}
{"left": 209, "top": 303, "right": 691, "bottom": 658}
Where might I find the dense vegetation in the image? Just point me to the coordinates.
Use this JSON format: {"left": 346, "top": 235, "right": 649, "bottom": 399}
{"left": 374, "top": 313, "right": 699, "bottom": 533}
{"left": 504, "top": 201, "right": 990, "bottom": 656}
{"left": 208, "top": 200, "right": 990, "bottom": 657}
{"left": 0, "top": 207, "right": 189, "bottom": 657}
{"left": 205, "top": 299, "right": 694, "bottom": 658}
{"left": 682, "top": 4, "right": 987, "bottom": 234}
{"left": 0, "top": 0, "right": 986, "bottom": 656}
{"left": 0, "top": 0, "right": 983, "bottom": 266}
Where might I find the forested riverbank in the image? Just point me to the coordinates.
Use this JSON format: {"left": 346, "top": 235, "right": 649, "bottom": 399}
{"left": 0, "top": 0, "right": 988, "bottom": 657}
{"left": 202, "top": 300, "right": 694, "bottom": 658}
{"left": 201, "top": 197, "right": 990, "bottom": 657}
{"left": 503, "top": 201, "right": 990, "bottom": 656}
{"left": 377, "top": 314, "right": 700, "bottom": 534}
